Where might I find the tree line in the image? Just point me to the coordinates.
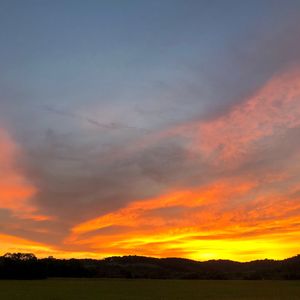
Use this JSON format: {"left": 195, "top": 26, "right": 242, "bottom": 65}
{"left": 0, "top": 252, "right": 300, "bottom": 280}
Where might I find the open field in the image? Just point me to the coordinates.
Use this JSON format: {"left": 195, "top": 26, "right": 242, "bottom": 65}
{"left": 0, "top": 279, "right": 300, "bottom": 300}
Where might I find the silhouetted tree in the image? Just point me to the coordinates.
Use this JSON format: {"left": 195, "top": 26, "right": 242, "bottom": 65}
{"left": 1, "top": 252, "right": 300, "bottom": 280}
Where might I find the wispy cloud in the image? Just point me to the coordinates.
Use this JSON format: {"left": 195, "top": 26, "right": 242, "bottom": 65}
{"left": 41, "top": 105, "right": 150, "bottom": 133}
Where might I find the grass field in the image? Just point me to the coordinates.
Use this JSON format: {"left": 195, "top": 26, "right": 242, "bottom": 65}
{"left": 0, "top": 279, "right": 300, "bottom": 300}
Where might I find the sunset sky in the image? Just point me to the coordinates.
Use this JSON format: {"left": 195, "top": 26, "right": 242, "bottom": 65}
{"left": 1, "top": 0, "right": 300, "bottom": 262}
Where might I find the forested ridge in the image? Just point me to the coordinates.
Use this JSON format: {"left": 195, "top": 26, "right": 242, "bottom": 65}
{"left": 1, "top": 253, "right": 300, "bottom": 280}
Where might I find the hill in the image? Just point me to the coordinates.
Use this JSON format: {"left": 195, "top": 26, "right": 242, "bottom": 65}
{"left": 1, "top": 253, "right": 300, "bottom": 280}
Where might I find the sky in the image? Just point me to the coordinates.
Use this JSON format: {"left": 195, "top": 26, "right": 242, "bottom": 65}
{"left": 1, "top": 0, "right": 300, "bottom": 262}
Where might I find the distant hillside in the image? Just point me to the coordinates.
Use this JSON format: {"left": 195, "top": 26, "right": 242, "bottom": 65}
{"left": 1, "top": 253, "right": 300, "bottom": 280}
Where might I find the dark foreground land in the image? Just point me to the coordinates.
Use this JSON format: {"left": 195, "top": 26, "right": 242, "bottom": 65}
{"left": 2, "top": 253, "right": 300, "bottom": 280}
{"left": 0, "top": 279, "right": 300, "bottom": 300}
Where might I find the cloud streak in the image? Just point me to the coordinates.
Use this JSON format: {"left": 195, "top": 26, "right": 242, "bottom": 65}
{"left": 41, "top": 105, "right": 150, "bottom": 133}
{"left": 56, "top": 67, "right": 300, "bottom": 261}
{"left": 0, "top": 128, "right": 39, "bottom": 219}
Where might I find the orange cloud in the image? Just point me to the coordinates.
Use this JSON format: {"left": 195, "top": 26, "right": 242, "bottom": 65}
{"left": 65, "top": 170, "right": 298, "bottom": 256}
{"left": 0, "top": 233, "right": 53, "bottom": 255}
{"left": 196, "top": 68, "right": 300, "bottom": 163}
{"left": 105, "top": 68, "right": 300, "bottom": 168}
{"left": 0, "top": 128, "right": 48, "bottom": 220}
{"left": 71, "top": 178, "right": 256, "bottom": 236}
{"left": 2, "top": 68, "right": 300, "bottom": 261}
{"left": 63, "top": 68, "right": 300, "bottom": 261}
{"left": 0, "top": 233, "right": 105, "bottom": 259}
{"left": 67, "top": 173, "right": 300, "bottom": 261}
